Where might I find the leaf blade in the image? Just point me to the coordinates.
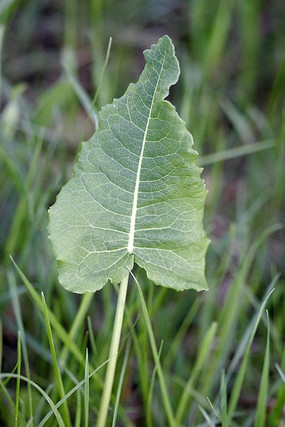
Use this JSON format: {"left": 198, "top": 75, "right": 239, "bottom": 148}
{"left": 49, "top": 35, "right": 208, "bottom": 293}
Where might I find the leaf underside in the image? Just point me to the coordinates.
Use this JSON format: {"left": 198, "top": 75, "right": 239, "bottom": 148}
{"left": 48, "top": 35, "right": 209, "bottom": 293}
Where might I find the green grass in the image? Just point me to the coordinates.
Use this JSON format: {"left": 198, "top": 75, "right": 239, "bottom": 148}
{"left": 1, "top": 0, "right": 284, "bottom": 425}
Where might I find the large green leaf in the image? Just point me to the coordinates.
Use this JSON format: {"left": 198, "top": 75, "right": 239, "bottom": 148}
{"left": 48, "top": 35, "right": 209, "bottom": 293}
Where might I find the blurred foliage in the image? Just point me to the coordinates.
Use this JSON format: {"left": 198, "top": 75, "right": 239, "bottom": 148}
{"left": 0, "top": 0, "right": 284, "bottom": 425}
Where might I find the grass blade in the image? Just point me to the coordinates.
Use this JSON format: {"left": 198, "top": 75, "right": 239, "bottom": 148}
{"left": 59, "top": 292, "right": 94, "bottom": 366}
{"left": 267, "top": 362, "right": 285, "bottom": 426}
{"left": 0, "top": 373, "right": 65, "bottom": 427}
{"left": 41, "top": 292, "right": 71, "bottom": 427}
{"left": 0, "top": 24, "right": 4, "bottom": 103}
{"left": 176, "top": 321, "right": 217, "bottom": 423}
{"left": 15, "top": 331, "right": 21, "bottom": 427}
{"left": 0, "top": 320, "right": 2, "bottom": 373}
{"left": 146, "top": 341, "right": 163, "bottom": 427}
{"left": 198, "top": 139, "right": 275, "bottom": 166}
{"left": 84, "top": 348, "right": 89, "bottom": 427}
{"left": 39, "top": 358, "right": 112, "bottom": 426}
{"left": 75, "top": 388, "right": 82, "bottom": 427}
{"left": 8, "top": 271, "right": 33, "bottom": 426}
{"left": 63, "top": 60, "right": 97, "bottom": 127}
{"left": 275, "top": 364, "right": 285, "bottom": 383}
{"left": 254, "top": 310, "right": 270, "bottom": 427}
{"left": 202, "top": 0, "right": 235, "bottom": 78}
{"left": 220, "top": 370, "right": 228, "bottom": 427}
{"left": 81, "top": 37, "right": 112, "bottom": 140}
{"left": 198, "top": 405, "right": 216, "bottom": 427}
{"left": 87, "top": 315, "right": 97, "bottom": 357}
{"left": 112, "top": 338, "right": 131, "bottom": 427}
{"left": 227, "top": 288, "right": 274, "bottom": 423}
{"left": 202, "top": 225, "right": 281, "bottom": 398}
{"left": 133, "top": 272, "right": 176, "bottom": 427}
{"left": 10, "top": 257, "right": 103, "bottom": 388}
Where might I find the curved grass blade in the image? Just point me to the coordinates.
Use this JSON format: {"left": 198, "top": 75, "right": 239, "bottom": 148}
{"left": 38, "top": 358, "right": 112, "bottom": 426}
{"left": 0, "top": 373, "right": 65, "bottom": 427}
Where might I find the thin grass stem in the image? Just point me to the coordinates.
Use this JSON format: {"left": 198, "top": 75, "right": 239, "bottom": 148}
{"left": 8, "top": 271, "right": 34, "bottom": 426}
{"left": 15, "top": 331, "right": 21, "bottom": 427}
{"left": 112, "top": 338, "right": 131, "bottom": 427}
{"left": 133, "top": 273, "right": 176, "bottom": 427}
{"left": 41, "top": 293, "right": 71, "bottom": 427}
{"left": 84, "top": 348, "right": 89, "bottom": 427}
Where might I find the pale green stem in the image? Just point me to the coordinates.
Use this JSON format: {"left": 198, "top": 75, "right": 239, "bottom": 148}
{"left": 96, "top": 273, "right": 129, "bottom": 427}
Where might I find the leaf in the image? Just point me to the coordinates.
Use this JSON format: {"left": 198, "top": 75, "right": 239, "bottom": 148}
{"left": 48, "top": 35, "right": 209, "bottom": 293}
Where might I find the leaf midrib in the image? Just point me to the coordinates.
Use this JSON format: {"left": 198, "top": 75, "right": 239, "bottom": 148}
{"left": 127, "top": 56, "right": 165, "bottom": 254}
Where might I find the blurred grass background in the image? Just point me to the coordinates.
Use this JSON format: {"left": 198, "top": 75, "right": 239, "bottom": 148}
{"left": 0, "top": 0, "right": 284, "bottom": 426}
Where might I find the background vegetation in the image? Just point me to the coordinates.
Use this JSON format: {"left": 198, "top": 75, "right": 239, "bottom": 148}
{"left": 0, "top": 0, "right": 284, "bottom": 425}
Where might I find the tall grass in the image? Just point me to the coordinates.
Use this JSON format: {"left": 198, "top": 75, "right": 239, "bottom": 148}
{"left": 0, "top": 0, "right": 284, "bottom": 425}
